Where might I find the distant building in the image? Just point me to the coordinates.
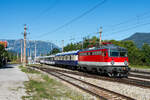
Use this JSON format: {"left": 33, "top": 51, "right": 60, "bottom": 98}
{"left": 0, "top": 41, "right": 7, "bottom": 48}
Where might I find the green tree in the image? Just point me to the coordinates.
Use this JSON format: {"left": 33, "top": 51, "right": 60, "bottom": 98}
{"left": 50, "top": 48, "right": 60, "bottom": 54}
{"left": 0, "top": 44, "right": 8, "bottom": 67}
{"left": 141, "top": 43, "right": 150, "bottom": 65}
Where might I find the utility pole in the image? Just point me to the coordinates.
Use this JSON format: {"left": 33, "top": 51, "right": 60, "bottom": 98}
{"left": 21, "top": 39, "right": 23, "bottom": 63}
{"left": 82, "top": 37, "right": 84, "bottom": 49}
{"left": 34, "top": 40, "right": 37, "bottom": 60}
{"left": 28, "top": 48, "right": 29, "bottom": 58}
{"left": 30, "top": 48, "right": 32, "bottom": 57}
{"left": 23, "top": 24, "right": 27, "bottom": 67}
{"left": 62, "top": 40, "right": 64, "bottom": 52}
{"left": 50, "top": 41, "right": 53, "bottom": 54}
{"left": 99, "top": 27, "right": 102, "bottom": 46}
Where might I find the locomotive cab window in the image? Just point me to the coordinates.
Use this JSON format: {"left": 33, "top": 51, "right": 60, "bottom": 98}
{"left": 109, "top": 49, "right": 127, "bottom": 57}
{"left": 120, "top": 52, "right": 127, "bottom": 57}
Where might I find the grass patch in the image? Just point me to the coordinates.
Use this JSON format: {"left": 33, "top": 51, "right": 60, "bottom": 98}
{"left": 22, "top": 67, "right": 91, "bottom": 100}
{"left": 130, "top": 65, "right": 150, "bottom": 69}
{"left": 19, "top": 65, "right": 41, "bottom": 74}
{"left": 8, "top": 62, "right": 21, "bottom": 64}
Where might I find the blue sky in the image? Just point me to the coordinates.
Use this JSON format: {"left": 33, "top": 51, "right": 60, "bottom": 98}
{"left": 0, "top": 0, "right": 150, "bottom": 47}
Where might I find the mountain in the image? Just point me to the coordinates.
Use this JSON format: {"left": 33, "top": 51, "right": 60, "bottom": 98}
{"left": 124, "top": 32, "right": 150, "bottom": 48}
{"left": 0, "top": 39, "right": 60, "bottom": 56}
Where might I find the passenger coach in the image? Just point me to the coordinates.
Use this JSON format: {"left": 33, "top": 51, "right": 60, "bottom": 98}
{"left": 54, "top": 50, "right": 79, "bottom": 69}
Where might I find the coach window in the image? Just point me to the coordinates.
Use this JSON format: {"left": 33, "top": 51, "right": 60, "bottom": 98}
{"left": 64, "top": 56, "right": 66, "bottom": 60}
{"left": 66, "top": 56, "right": 68, "bottom": 60}
{"left": 67, "top": 56, "right": 69, "bottom": 60}
{"left": 71, "top": 55, "right": 73, "bottom": 60}
{"left": 61, "top": 56, "right": 63, "bottom": 60}
{"left": 63, "top": 56, "right": 65, "bottom": 60}
{"left": 65, "top": 56, "right": 67, "bottom": 60}
{"left": 72, "top": 55, "right": 74, "bottom": 61}
{"left": 61, "top": 56, "right": 62, "bottom": 60}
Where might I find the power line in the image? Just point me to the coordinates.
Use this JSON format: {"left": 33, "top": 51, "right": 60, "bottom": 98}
{"left": 30, "top": 0, "right": 60, "bottom": 24}
{"left": 103, "top": 21, "right": 150, "bottom": 37}
{"left": 102, "top": 12, "right": 150, "bottom": 37}
{"left": 37, "top": 0, "right": 107, "bottom": 38}
{"left": 105, "top": 10, "right": 150, "bottom": 29}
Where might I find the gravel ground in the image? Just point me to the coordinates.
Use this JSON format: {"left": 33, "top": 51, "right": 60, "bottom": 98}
{"left": 62, "top": 72, "right": 150, "bottom": 100}
{"left": 39, "top": 65, "right": 150, "bottom": 100}
{"left": 0, "top": 64, "right": 29, "bottom": 100}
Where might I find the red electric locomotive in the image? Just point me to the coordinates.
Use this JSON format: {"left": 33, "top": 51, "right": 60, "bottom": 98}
{"left": 78, "top": 44, "right": 130, "bottom": 77}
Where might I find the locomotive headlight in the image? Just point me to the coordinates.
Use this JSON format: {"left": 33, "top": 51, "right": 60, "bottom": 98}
{"left": 124, "top": 61, "right": 128, "bottom": 65}
{"left": 123, "top": 67, "right": 126, "bottom": 70}
{"left": 111, "top": 61, "right": 114, "bottom": 65}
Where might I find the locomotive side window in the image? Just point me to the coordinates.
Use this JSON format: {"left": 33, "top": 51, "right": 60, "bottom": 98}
{"left": 90, "top": 52, "right": 92, "bottom": 55}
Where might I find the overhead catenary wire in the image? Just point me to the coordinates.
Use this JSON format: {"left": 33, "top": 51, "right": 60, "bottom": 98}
{"left": 104, "top": 10, "right": 150, "bottom": 29}
{"left": 30, "top": 0, "right": 60, "bottom": 24}
{"left": 37, "top": 0, "right": 107, "bottom": 38}
{"left": 103, "top": 21, "right": 150, "bottom": 38}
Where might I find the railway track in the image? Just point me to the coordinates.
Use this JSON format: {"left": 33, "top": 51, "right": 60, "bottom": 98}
{"left": 131, "top": 70, "right": 150, "bottom": 75}
{"left": 129, "top": 73, "right": 150, "bottom": 80}
{"left": 32, "top": 66, "right": 134, "bottom": 100}
{"left": 30, "top": 65, "right": 150, "bottom": 89}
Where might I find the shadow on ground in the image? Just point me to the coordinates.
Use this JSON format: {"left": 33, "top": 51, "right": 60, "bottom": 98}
{"left": 0, "top": 65, "right": 14, "bottom": 69}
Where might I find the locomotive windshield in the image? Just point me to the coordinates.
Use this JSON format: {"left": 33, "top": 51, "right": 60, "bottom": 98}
{"left": 109, "top": 49, "right": 127, "bottom": 57}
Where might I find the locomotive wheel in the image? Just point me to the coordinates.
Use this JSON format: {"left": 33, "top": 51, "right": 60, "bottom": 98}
{"left": 108, "top": 73, "right": 114, "bottom": 77}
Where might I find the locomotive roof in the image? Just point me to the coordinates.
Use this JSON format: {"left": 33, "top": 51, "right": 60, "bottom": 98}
{"left": 56, "top": 50, "right": 80, "bottom": 56}
{"left": 79, "top": 44, "right": 127, "bottom": 52}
